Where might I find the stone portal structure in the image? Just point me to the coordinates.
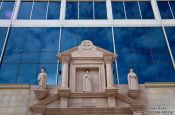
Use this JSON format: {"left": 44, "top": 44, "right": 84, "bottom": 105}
{"left": 30, "top": 40, "right": 146, "bottom": 115}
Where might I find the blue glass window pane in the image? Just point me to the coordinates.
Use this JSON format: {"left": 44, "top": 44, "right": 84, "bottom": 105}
{"left": 31, "top": 2, "right": 47, "bottom": 19}
{"left": 61, "top": 28, "right": 113, "bottom": 52}
{"left": 0, "top": 28, "right": 7, "bottom": 55}
{"left": 129, "top": 27, "right": 154, "bottom": 63}
{"left": 165, "top": 27, "right": 175, "bottom": 60}
{"left": 112, "top": 2, "right": 125, "bottom": 19}
{"left": 139, "top": 1, "right": 154, "bottom": 19}
{"left": 79, "top": 2, "right": 93, "bottom": 19}
{"left": 146, "top": 27, "right": 171, "bottom": 63}
{"left": 39, "top": 64, "right": 57, "bottom": 85}
{"left": 170, "top": 1, "right": 175, "bottom": 18}
{"left": 5, "top": 28, "right": 25, "bottom": 53}
{"left": 42, "top": 28, "right": 60, "bottom": 51}
{"left": 94, "top": 28, "right": 113, "bottom": 52}
{"left": 94, "top": 2, "right": 107, "bottom": 19}
{"left": 24, "top": 28, "right": 43, "bottom": 51}
{"left": 66, "top": 2, "right": 78, "bottom": 19}
{"left": 17, "top": 2, "right": 32, "bottom": 19}
{"left": 136, "top": 63, "right": 175, "bottom": 83}
{"left": 114, "top": 28, "right": 134, "bottom": 63}
{"left": 40, "top": 52, "right": 57, "bottom": 63}
{"left": 16, "top": 64, "right": 38, "bottom": 84}
{"left": 0, "top": 2, "right": 14, "bottom": 19}
{"left": 0, "top": 64, "right": 18, "bottom": 84}
{"left": 21, "top": 52, "right": 40, "bottom": 63}
{"left": 157, "top": 1, "right": 173, "bottom": 19}
{"left": 3, "top": 52, "right": 21, "bottom": 64}
{"left": 114, "top": 27, "right": 175, "bottom": 84}
{"left": 47, "top": 1, "right": 60, "bottom": 19}
{"left": 125, "top": 2, "right": 141, "bottom": 19}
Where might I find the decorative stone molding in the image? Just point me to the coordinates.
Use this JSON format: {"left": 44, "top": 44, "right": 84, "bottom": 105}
{"left": 70, "top": 92, "right": 106, "bottom": 98}
{"left": 104, "top": 55, "right": 114, "bottom": 64}
{"left": 30, "top": 106, "right": 46, "bottom": 113}
{"left": 130, "top": 104, "right": 146, "bottom": 113}
{"left": 128, "top": 90, "right": 142, "bottom": 99}
{"left": 60, "top": 55, "right": 71, "bottom": 64}
{"left": 81, "top": 40, "right": 94, "bottom": 50}
{"left": 34, "top": 89, "right": 48, "bottom": 100}
{"left": 58, "top": 88, "right": 71, "bottom": 97}
{"left": 105, "top": 88, "right": 118, "bottom": 96}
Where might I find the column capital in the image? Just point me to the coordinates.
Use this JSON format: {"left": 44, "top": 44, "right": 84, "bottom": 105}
{"left": 104, "top": 55, "right": 114, "bottom": 64}
{"left": 61, "top": 55, "right": 71, "bottom": 64}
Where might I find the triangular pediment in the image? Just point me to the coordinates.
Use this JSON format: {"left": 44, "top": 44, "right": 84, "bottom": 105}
{"left": 57, "top": 40, "right": 117, "bottom": 60}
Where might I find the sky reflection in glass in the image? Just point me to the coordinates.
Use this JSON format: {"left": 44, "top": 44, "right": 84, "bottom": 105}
{"left": 157, "top": 1, "right": 173, "bottom": 19}
{"left": 114, "top": 27, "right": 175, "bottom": 84}
{"left": 0, "top": 28, "right": 60, "bottom": 85}
{"left": 0, "top": 1, "right": 14, "bottom": 19}
{"left": 0, "top": 27, "right": 175, "bottom": 85}
{"left": 18, "top": 1, "right": 60, "bottom": 19}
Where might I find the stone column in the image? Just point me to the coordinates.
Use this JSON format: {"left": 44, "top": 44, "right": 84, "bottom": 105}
{"left": 104, "top": 56, "right": 114, "bottom": 88}
{"left": 61, "top": 56, "right": 70, "bottom": 89}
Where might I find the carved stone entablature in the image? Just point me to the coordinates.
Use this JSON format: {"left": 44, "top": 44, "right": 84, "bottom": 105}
{"left": 128, "top": 90, "right": 142, "bottom": 99}
{"left": 34, "top": 89, "right": 48, "bottom": 100}
{"left": 58, "top": 88, "right": 71, "bottom": 97}
{"left": 105, "top": 88, "right": 118, "bottom": 97}
{"left": 58, "top": 55, "right": 71, "bottom": 64}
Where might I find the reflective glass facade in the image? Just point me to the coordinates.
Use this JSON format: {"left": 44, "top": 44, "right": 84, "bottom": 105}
{"left": 0, "top": 0, "right": 175, "bottom": 85}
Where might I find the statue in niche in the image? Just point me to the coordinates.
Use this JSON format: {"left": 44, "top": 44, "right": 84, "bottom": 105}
{"left": 83, "top": 70, "right": 93, "bottom": 92}
{"left": 128, "top": 69, "right": 139, "bottom": 90}
{"left": 37, "top": 68, "right": 48, "bottom": 89}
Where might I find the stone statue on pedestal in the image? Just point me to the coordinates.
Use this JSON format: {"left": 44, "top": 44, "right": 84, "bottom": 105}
{"left": 128, "top": 69, "right": 139, "bottom": 90}
{"left": 83, "top": 70, "right": 92, "bottom": 92}
{"left": 37, "top": 68, "right": 48, "bottom": 89}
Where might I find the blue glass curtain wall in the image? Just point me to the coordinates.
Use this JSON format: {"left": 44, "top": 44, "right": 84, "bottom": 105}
{"left": 0, "top": 1, "right": 15, "bottom": 19}
{"left": 165, "top": 27, "right": 175, "bottom": 61}
{"left": 0, "top": 28, "right": 60, "bottom": 84}
{"left": 66, "top": 1, "right": 107, "bottom": 19}
{"left": 0, "top": 27, "right": 175, "bottom": 85}
{"left": 158, "top": 1, "right": 175, "bottom": 19}
{"left": 112, "top": 1, "right": 154, "bottom": 19}
{"left": 17, "top": 1, "right": 61, "bottom": 19}
{"left": 0, "top": 28, "right": 7, "bottom": 57}
{"left": 114, "top": 27, "right": 175, "bottom": 84}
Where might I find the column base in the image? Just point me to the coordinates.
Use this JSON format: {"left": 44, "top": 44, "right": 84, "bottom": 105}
{"left": 105, "top": 88, "right": 118, "bottom": 96}
{"left": 58, "top": 88, "right": 70, "bottom": 97}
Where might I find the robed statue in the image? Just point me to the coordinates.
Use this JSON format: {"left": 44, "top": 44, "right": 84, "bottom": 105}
{"left": 83, "top": 70, "right": 92, "bottom": 92}
{"left": 37, "top": 68, "right": 48, "bottom": 89}
{"left": 127, "top": 69, "right": 139, "bottom": 90}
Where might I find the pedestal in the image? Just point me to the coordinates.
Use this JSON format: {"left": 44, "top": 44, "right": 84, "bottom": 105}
{"left": 34, "top": 89, "right": 48, "bottom": 100}
{"left": 30, "top": 106, "right": 46, "bottom": 115}
{"left": 105, "top": 88, "right": 118, "bottom": 107}
{"left": 130, "top": 104, "right": 146, "bottom": 115}
{"left": 58, "top": 88, "right": 70, "bottom": 108}
{"left": 128, "top": 90, "right": 141, "bottom": 99}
